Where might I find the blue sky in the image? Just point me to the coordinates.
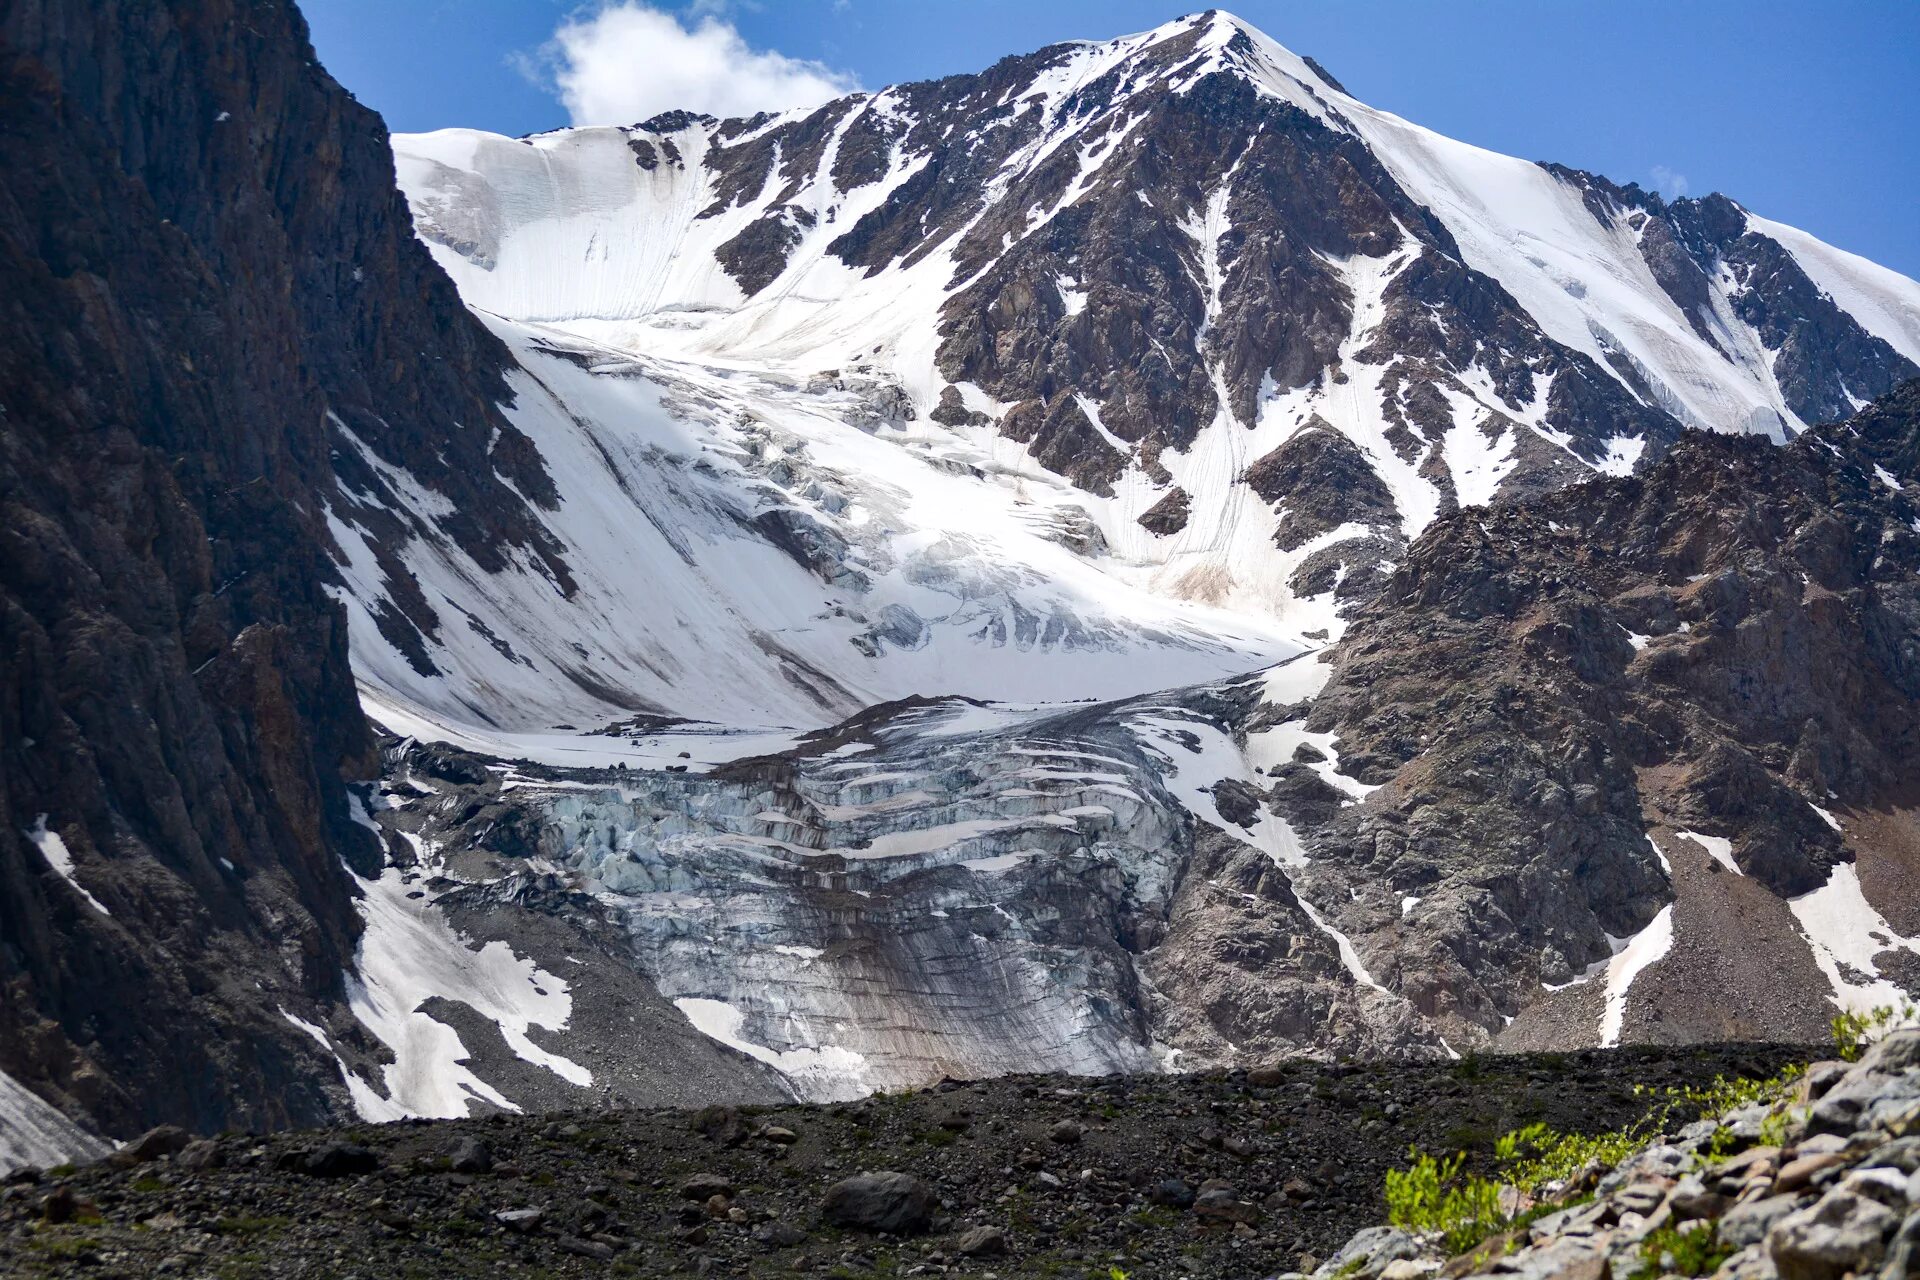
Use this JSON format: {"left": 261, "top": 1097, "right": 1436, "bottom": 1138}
{"left": 302, "top": 1, "right": 1920, "bottom": 278}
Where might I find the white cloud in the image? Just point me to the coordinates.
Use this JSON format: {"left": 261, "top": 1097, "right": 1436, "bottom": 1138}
{"left": 1650, "top": 164, "right": 1689, "bottom": 199}
{"left": 536, "top": 3, "right": 859, "bottom": 128}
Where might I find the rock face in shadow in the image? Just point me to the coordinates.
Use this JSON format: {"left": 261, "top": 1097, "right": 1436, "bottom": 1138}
{"left": 0, "top": 0, "right": 561, "bottom": 1144}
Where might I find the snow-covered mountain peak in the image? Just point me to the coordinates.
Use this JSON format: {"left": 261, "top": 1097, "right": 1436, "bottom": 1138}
{"left": 370, "top": 11, "right": 1920, "bottom": 743}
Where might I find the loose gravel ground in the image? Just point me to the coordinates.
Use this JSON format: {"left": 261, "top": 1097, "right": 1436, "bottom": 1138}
{"left": 0, "top": 1044, "right": 1811, "bottom": 1279}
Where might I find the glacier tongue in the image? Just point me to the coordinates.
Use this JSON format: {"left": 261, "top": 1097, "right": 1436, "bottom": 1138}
{"left": 366, "top": 678, "right": 1433, "bottom": 1101}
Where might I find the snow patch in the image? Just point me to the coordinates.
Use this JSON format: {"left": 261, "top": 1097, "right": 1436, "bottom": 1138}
{"left": 26, "top": 815, "right": 109, "bottom": 916}
{"left": 1788, "top": 862, "right": 1920, "bottom": 1015}
{"left": 1599, "top": 905, "right": 1675, "bottom": 1047}
{"left": 674, "top": 997, "right": 869, "bottom": 1099}
{"left": 342, "top": 843, "right": 592, "bottom": 1119}
{"left": 0, "top": 1069, "right": 110, "bottom": 1176}
{"left": 1677, "top": 830, "right": 1741, "bottom": 876}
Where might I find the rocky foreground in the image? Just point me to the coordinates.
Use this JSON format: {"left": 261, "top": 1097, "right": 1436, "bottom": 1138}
{"left": 1314, "top": 1032, "right": 1920, "bottom": 1280}
{"left": 0, "top": 1044, "right": 1805, "bottom": 1279}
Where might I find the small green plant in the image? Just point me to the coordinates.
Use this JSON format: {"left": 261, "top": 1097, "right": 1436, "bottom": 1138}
{"left": 1384, "top": 1150, "right": 1507, "bottom": 1254}
{"left": 914, "top": 1128, "right": 957, "bottom": 1148}
{"left": 32, "top": 1234, "right": 106, "bottom": 1259}
{"left": 1109, "top": 1268, "right": 1130, "bottom": 1280}
{"left": 1832, "top": 1002, "right": 1916, "bottom": 1061}
{"left": 1633, "top": 1223, "right": 1734, "bottom": 1279}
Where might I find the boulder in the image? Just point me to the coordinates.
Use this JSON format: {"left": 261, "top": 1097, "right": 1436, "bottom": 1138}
{"left": 1193, "top": 1187, "right": 1258, "bottom": 1225}
{"left": 1149, "top": 1179, "right": 1196, "bottom": 1209}
{"left": 1767, "top": 1189, "right": 1899, "bottom": 1280}
{"left": 752, "top": 1221, "right": 808, "bottom": 1247}
{"left": 175, "top": 1139, "right": 224, "bottom": 1172}
{"left": 120, "top": 1125, "right": 191, "bottom": 1164}
{"left": 299, "top": 1143, "right": 380, "bottom": 1178}
{"left": 496, "top": 1208, "right": 545, "bottom": 1234}
{"left": 1311, "top": 1225, "right": 1419, "bottom": 1280}
{"left": 821, "top": 1171, "right": 937, "bottom": 1235}
{"left": 446, "top": 1136, "right": 492, "bottom": 1175}
{"left": 694, "top": 1105, "right": 749, "bottom": 1148}
{"left": 955, "top": 1225, "right": 1009, "bottom": 1257}
{"left": 681, "top": 1173, "right": 734, "bottom": 1201}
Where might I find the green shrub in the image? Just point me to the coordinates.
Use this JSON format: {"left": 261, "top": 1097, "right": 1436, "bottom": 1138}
{"left": 1384, "top": 1150, "right": 1506, "bottom": 1254}
{"left": 1385, "top": 1061, "right": 1806, "bottom": 1256}
{"left": 1832, "top": 1003, "right": 1916, "bottom": 1061}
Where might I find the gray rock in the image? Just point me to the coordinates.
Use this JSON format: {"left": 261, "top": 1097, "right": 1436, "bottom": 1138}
{"left": 955, "top": 1225, "right": 1009, "bottom": 1257}
{"left": 752, "top": 1221, "right": 808, "bottom": 1247}
{"left": 1721, "top": 1194, "right": 1805, "bottom": 1249}
{"left": 1859, "top": 1136, "right": 1920, "bottom": 1174}
{"left": 121, "top": 1125, "right": 191, "bottom": 1164}
{"left": 1311, "top": 1225, "right": 1419, "bottom": 1280}
{"left": 558, "top": 1234, "right": 615, "bottom": 1260}
{"left": 447, "top": 1136, "right": 491, "bottom": 1175}
{"left": 821, "top": 1171, "right": 936, "bottom": 1235}
{"left": 1193, "top": 1187, "right": 1258, "bottom": 1225}
{"left": 1854, "top": 1030, "right": 1920, "bottom": 1075}
{"left": 1492, "top": 1236, "right": 1606, "bottom": 1280}
{"left": 1767, "top": 1189, "right": 1899, "bottom": 1280}
{"left": 1877, "top": 1209, "right": 1920, "bottom": 1280}
{"left": 695, "top": 1106, "right": 750, "bottom": 1148}
{"left": 1835, "top": 1166, "right": 1912, "bottom": 1208}
{"left": 681, "top": 1172, "right": 734, "bottom": 1200}
{"left": 1149, "top": 1179, "right": 1195, "bottom": 1209}
{"left": 175, "top": 1139, "right": 224, "bottom": 1172}
{"left": 298, "top": 1142, "right": 380, "bottom": 1178}
{"left": 1048, "top": 1119, "right": 1083, "bottom": 1145}
{"left": 1803, "top": 1061, "right": 1852, "bottom": 1100}
{"left": 496, "top": 1208, "right": 545, "bottom": 1234}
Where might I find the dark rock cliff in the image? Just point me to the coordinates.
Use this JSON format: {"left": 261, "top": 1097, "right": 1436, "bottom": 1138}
{"left": 0, "top": 0, "right": 559, "bottom": 1142}
{"left": 1276, "top": 381, "right": 1920, "bottom": 1049}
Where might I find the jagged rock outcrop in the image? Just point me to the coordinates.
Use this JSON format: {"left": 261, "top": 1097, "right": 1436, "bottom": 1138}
{"left": 1274, "top": 380, "right": 1920, "bottom": 1051}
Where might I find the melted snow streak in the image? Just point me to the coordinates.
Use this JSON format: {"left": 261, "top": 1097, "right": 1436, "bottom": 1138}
{"left": 1599, "top": 905, "right": 1674, "bottom": 1047}
{"left": 0, "top": 1070, "right": 109, "bottom": 1176}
